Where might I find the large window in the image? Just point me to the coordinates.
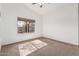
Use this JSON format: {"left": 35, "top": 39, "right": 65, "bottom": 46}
{"left": 17, "top": 17, "right": 35, "bottom": 33}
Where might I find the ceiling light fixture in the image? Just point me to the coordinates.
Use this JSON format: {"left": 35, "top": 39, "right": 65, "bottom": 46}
{"left": 32, "top": 3, "right": 45, "bottom": 8}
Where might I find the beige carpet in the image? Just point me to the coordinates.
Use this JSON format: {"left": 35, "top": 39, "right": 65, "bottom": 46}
{"left": 18, "top": 40, "right": 47, "bottom": 56}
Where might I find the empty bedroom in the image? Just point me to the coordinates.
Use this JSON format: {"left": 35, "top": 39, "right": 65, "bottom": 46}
{"left": 0, "top": 3, "right": 79, "bottom": 56}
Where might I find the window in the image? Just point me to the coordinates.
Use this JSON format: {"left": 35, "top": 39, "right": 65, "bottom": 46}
{"left": 17, "top": 17, "right": 35, "bottom": 33}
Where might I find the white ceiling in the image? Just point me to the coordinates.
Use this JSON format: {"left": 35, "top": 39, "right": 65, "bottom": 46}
{"left": 24, "top": 3, "right": 70, "bottom": 15}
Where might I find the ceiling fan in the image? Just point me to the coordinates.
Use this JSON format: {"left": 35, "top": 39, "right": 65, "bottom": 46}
{"left": 32, "top": 3, "right": 44, "bottom": 8}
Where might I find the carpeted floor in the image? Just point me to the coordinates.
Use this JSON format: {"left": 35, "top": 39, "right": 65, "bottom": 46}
{"left": 0, "top": 37, "right": 79, "bottom": 56}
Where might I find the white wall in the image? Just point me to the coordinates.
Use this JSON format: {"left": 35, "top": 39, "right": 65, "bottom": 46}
{"left": 1, "top": 3, "right": 42, "bottom": 45}
{"left": 0, "top": 4, "right": 2, "bottom": 49}
{"left": 78, "top": 4, "right": 79, "bottom": 45}
{"left": 43, "top": 4, "right": 78, "bottom": 45}
{"left": 0, "top": 3, "right": 78, "bottom": 45}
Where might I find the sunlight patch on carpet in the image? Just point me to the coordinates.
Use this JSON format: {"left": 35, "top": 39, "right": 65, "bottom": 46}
{"left": 18, "top": 40, "right": 47, "bottom": 56}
